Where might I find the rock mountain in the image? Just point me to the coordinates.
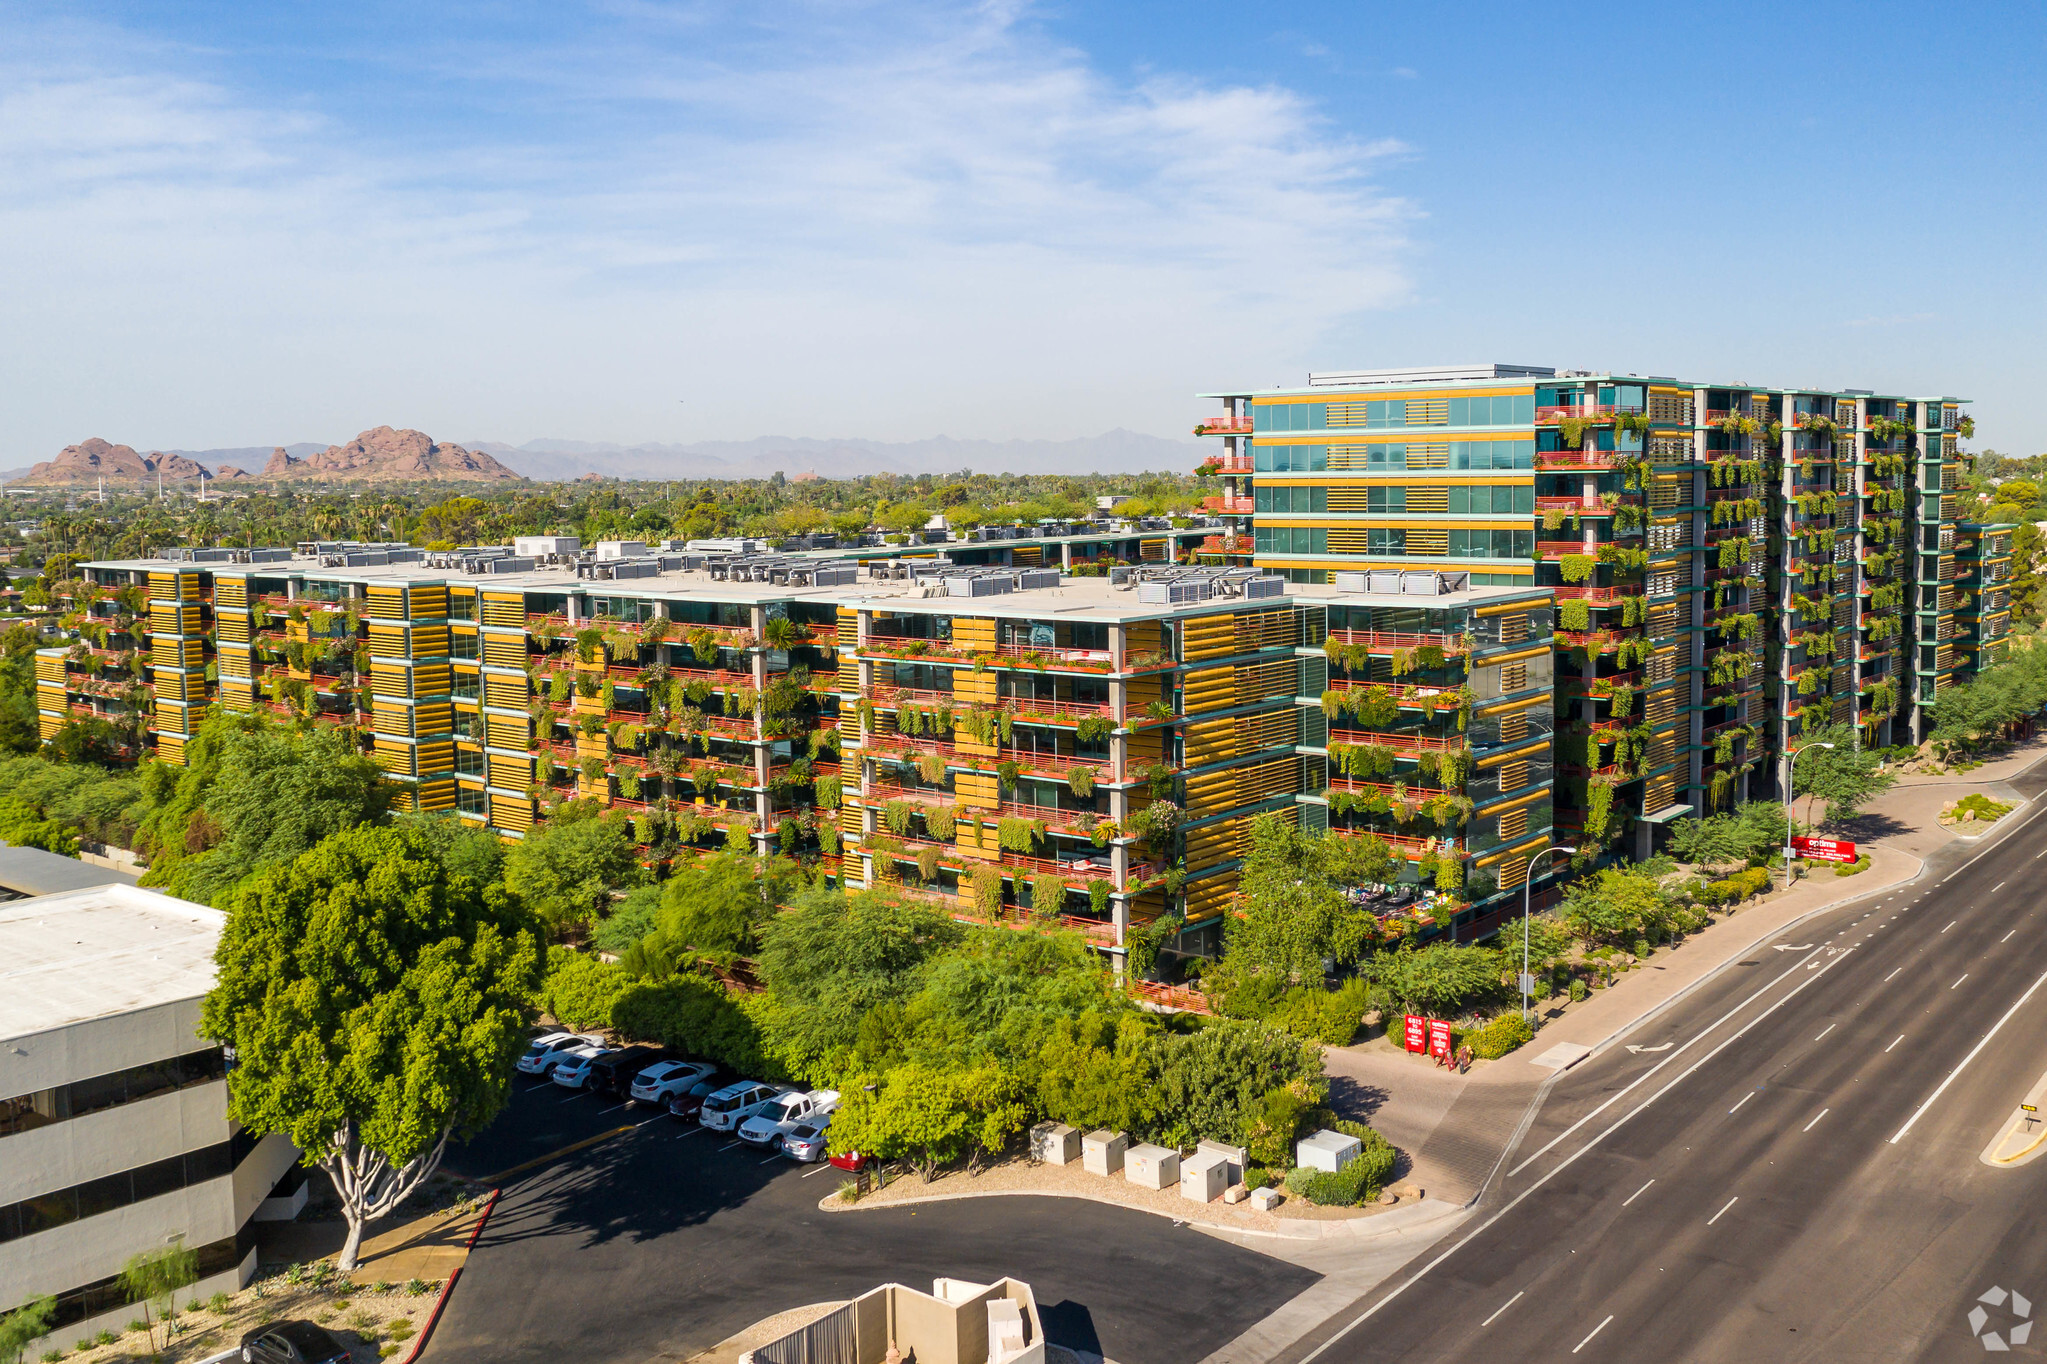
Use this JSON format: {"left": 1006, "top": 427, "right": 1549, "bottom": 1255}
{"left": 11, "top": 427, "right": 522, "bottom": 486}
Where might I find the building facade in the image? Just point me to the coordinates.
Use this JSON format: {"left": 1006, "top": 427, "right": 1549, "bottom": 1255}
{"left": 1197, "top": 364, "right": 1976, "bottom": 861}
{"left": 0, "top": 884, "right": 299, "bottom": 1352}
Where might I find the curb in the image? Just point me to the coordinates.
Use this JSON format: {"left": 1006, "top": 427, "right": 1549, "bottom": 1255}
{"left": 399, "top": 1187, "right": 501, "bottom": 1363}
{"left": 818, "top": 1181, "right": 1463, "bottom": 1244}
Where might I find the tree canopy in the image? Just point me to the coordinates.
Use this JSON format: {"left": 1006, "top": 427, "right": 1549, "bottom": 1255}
{"left": 502, "top": 798, "right": 643, "bottom": 932}
{"left": 200, "top": 823, "right": 543, "bottom": 1267}
{"left": 1791, "top": 726, "right": 1896, "bottom": 825}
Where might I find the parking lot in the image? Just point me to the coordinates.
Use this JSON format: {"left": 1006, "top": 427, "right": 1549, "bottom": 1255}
{"left": 430, "top": 1070, "right": 1319, "bottom": 1363}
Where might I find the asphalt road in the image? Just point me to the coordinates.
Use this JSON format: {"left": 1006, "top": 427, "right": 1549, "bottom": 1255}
{"left": 429, "top": 1074, "right": 1316, "bottom": 1364}
{"left": 1281, "top": 769, "right": 2047, "bottom": 1364}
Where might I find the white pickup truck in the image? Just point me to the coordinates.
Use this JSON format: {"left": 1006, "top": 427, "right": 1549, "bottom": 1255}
{"left": 737, "top": 1089, "right": 840, "bottom": 1147}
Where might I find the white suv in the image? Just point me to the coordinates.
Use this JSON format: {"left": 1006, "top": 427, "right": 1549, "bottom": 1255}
{"left": 738, "top": 1089, "right": 840, "bottom": 1147}
{"left": 517, "top": 1033, "right": 601, "bottom": 1076}
{"left": 698, "top": 1081, "right": 785, "bottom": 1133}
{"left": 629, "top": 1060, "right": 716, "bottom": 1105}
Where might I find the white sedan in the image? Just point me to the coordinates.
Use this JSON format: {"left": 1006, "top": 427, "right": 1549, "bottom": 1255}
{"left": 548, "top": 1045, "right": 615, "bottom": 1089}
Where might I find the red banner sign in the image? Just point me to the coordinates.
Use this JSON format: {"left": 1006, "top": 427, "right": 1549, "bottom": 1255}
{"left": 1403, "top": 1014, "right": 1427, "bottom": 1052}
{"left": 1429, "top": 1019, "right": 1454, "bottom": 1058}
{"left": 1792, "top": 836, "right": 1858, "bottom": 865}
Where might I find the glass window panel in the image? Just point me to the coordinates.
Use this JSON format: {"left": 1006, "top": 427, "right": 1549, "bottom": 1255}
{"left": 74, "top": 1170, "right": 131, "bottom": 1220}
{"left": 1447, "top": 397, "right": 1469, "bottom": 426}
{"left": 1254, "top": 486, "right": 1272, "bottom": 513}
{"left": 19, "top": 1189, "right": 77, "bottom": 1237}
{"left": 65, "top": 1070, "right": 128, "bottom": 1119}
{"left": 1447, "top": 486, "right": 1468, "bottom": 515}
{"left": 185, "top": 1143, "right": 232, "bottom": 1185}
{"left": 1513, "top": 395, "right": 1535, "bottom": 424}
{"left": 129, "top": 1153, "right": 184, "bottom": 1205}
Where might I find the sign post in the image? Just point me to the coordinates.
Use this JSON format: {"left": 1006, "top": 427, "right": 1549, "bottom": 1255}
{"left": 1790, "top": 835, "right": 1857, "bottom": 865}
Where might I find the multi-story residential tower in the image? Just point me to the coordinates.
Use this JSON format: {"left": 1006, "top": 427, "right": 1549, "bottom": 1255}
{"left": 1198, "top": 365, "right": 1968, "bottom": 863}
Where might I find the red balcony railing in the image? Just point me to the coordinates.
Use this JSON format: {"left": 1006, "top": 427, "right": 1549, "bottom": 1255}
{"left": 1535, "top": 450, "right": 1620, "bottom": 470}
{"left": 1537, "top": 540, "right": 1601, "bottom": 560}
{"left": 1202, "top": 495, "right": 1256, "bottom": 514}
{"left": 1535, "top": 405, "right": 1621, "bottom": 424}
{"left": 1194, "top": 416, "right": 1255, "bottom": 436}
{"left": 1324, "top": 628, "right": 1465, "bottom": 655}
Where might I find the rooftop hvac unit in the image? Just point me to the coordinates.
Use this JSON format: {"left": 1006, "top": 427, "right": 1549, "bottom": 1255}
{"left": 1368, "top": 570, "right": 1404, "bottom": 595}
{"left": 161, "top": 548, "right": 195, "bottom": 561}
{"left": 946, "top": 575, "right": 1013, "bottom": 597}
{"left": 1400, "top": 570, "right": 1469, "bottom": 596}
{"left": 486, "top": 556, "right": 536, "bottom": 573}
{"left": 1109, "top": 567, "right": 1133, "bottom": 586}
{"left": 386, "top": 548, "right": 424, "bottom": 564}
{"left": 514, "top": 535, "right": 581, "bottom": 557}
{"left": 248, "top": 548, "right": 293, "bottom": 563}
{"left": 1014, "top": 569, "right": 1062, "bottom": 591}
{"left": 812, "top": 565, "right": 859, "bottom": 587}
{"left": 191, "top": 548, "right": 236, "bottom": 562}
{"left": 594, "top": 540, "right": 647, "bottom": 561}
{"left": 342, "top": 551, "right": 390, "bottom": 566}
{"left": 1137, "top": 580, "right": 1212, "bottom": 604}
{"left": 609, "top": 560, "right": 660, "bottom": 579}
{"left": 1241, "top": 576, "right": 1286, "bottom": 599}
{"left": 1334, "top": 572, "right": 1370, "bottom": 594}
{"left": 657, "top": 555, "right": 688, "bottom": 571}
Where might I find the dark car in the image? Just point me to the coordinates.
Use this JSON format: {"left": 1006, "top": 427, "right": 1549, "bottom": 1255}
{"left": 587, "top": 1044, "right": 667, "bottom": 1097}
{"left": 666, "top": 1073, "right": 730, "bottom": 1121}
{"left": 241, "top": 1319, "right": 350, "bottom": 1364}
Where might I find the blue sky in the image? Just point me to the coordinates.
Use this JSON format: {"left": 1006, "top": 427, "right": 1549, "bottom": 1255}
{"left": 2, "top": 0, "right": 2040, "bottom": 462}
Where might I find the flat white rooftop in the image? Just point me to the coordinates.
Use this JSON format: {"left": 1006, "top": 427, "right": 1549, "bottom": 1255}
{"left": 0, "top": 885, "right": 225, "bottom": 1042}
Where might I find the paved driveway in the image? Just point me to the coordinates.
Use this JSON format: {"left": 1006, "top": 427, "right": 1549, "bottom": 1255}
{"left": 431, "top": 1077, "right": 1317, "bottom": 1363}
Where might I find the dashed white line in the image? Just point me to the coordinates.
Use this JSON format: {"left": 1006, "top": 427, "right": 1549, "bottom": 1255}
{"left": 1892, "top": 970, "right": 2047, "bottom": 1144}
{"left": 1993, "top": 883, "right": 2008, "bottom": 895}
{"left": 1708, "top": 1197, "right": 1739, "bottom": 1226}
{"left": 1804, "top": 1109, "right": 1830, "bottom": 1132}
{"left": 1730, "top": 1091, "right": 1757, "bottom": 1115}
{"left": 1623, "top": 1180, "right": 1655, "bottom": 1206}
{"left": 1482, "top": 1291, "right": 1524, "bottom": 1328}
{"left": 1886, "top": 1034, "right": 1905, "bottom": 1053}
{"left": 1815, "top": 1024, "right": 1836, "bottom": 1042}
{"left": 1943, "top": 921, "right": 1958, "bottom": 933}
{"left": 1884, "top": 968, "right": 1904, "bottom": 982}
{"left": 2004, "top": 930, "right": 2019, "bottom": 943}
{"left": 1573, "top": 1315, "right": 1615, "bottom": 1354}
{"left": 1953, "top": 974, "right": 1970, "bottom": 990}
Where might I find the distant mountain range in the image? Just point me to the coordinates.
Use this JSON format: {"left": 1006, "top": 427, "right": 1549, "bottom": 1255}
{"left": 1, "top": 428, "right": 1204, "bottom": 487}
{"left": 458, "top": 430, "right": 1203, "bottom": 481}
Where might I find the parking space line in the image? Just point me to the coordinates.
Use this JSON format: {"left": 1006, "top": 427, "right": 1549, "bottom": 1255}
{"left": 674, "top": 1128, "right": 708, "bottom": 1140}
{"left": 801, "top": 1163, "right": 835, "bottom": 1178}
{"left": 598, "top": 1102, "right": 629, "bottom": 1115}
{"left": 759, "top": 1154, "right": 782, "bottom": 1165}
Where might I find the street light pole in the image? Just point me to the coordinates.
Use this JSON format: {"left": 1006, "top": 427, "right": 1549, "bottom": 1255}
{"left": 1783, "top": 742, "right": 1835, "bottom": 892}
{"left": 1524, "top": 844, "right": 1578, "bottom": 1023}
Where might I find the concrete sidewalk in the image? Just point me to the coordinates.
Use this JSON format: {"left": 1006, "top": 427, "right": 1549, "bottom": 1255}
{"left": 252, "top": 1199, "right": 491, "bottom": 1282}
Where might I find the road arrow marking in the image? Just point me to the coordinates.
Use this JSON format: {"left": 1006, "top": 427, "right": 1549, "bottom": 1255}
{"left": 1626, "top": 1043, "right": 1674, "bottom": 1054}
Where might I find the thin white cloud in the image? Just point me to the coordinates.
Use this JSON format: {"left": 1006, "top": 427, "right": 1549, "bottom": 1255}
{"left": 0, "top": 2, "right": 1416, "bottom": 460}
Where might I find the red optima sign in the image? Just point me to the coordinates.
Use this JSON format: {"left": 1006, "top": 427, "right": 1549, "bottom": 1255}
{"left": 1429, "top": 1019, "right": 1454, "bottom": 1058}
{"left": 1792, "top": 836, "right": 1858, "bottom": 864}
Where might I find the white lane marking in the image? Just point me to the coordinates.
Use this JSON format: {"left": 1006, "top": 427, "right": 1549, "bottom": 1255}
{"left": 1943, "top": 921, "right": 1958, "bottom": 933}
{"left": 1953, "top": 974, "right": 1970, "bottom": 990}
{"left": 759, "top": 1153, "right": 782, "bottom": 1165}
{"left": 1708, "top": 1196, "right": 1739, "bottom": 1226}
{"left": 2037, "top": 847, "right": 2047, "bottom": 859}
{"left": 1804, "top": 1109, "right": 1830, "bottom": 1132}
{"left": 1296, "top": 950, "right": 1854, "bottom": 1363}
{"left": 1730, "top": 1091, "right": 1757, "bottom": 1115}
{"left": 1573, "top": 1315, "right": 1615, "bottom": 1354}
{"left": 2004, "top": 930, "right": 2019, "bottom": 943}
{"left": 1994, "top": 883, "right": 2008, "bottom": 894}
{"left": 1482, "top": 1291, "right": 1524, "bottom": 1328}
{"left": 1885, "top": 968, "right": 1903, "bottom": 982}
{"left": 1886, "top": 1034, "right": 1905, "bottom": 1053}
{"left": 597, "top": 1102, "right": 629, "bottom": 1115}
{"left": 673, "top": 1126, "right": 708, "bottom": 1139}
{"left": 1815, "top": 1024, "right": 1836, "bottom": 1042}
{"left": 1945, "top": 869, "right": 1963, "bottom": 883}
{"left": 1892, "top": 969, "right": 2047, "bottom": 1144}
{"left": 556, "top": 1093, "right": 587, "bottom": 1104}
{"left": 1622, "top": 1180, "right": 1655, "bottom": 1207}
{"left": 1508, "top": 947, "right": 1830, "bottom": 1178}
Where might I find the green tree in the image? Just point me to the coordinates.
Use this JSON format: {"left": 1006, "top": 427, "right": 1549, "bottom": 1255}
{"left": 753, "top": 887, "right": 961, "bottom": 1076}
{"left": 503, "top": 799, "right": 643, "bottom": 933}
{"left": 827, "top": 1060, "right": 1024, "bottom": 1180}
{"left": 1369, "top": 941, "right": 1505, "bottom": 1016}
{"left": 1561, "top": 868, "right": 1671, "bottom": 946}
{"left": 1791, "top": 726, "right": 1896, "bottom": 825}
{"left": 0, "top": 1295, "right": 55, "bottom": 1364}
{"left": 119, "top": 1239, "right": 197, "bottom": 1356}
{"left": 1143, "top": 1020, "right": 1324, "bottom": 1149}
{"left": 1224, "top": 815, "right": 1380, "bottom": 984}
{"left": 201, "top": 824, "right": 543, "bottom": 1269}
{"left": 1031, "top": 1011, "right": 1158, "bottom": 1134}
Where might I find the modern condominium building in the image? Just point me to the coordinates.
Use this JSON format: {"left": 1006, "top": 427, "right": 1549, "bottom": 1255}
{"left": 1197, "top": 364, "right": 1975, "bottom": 861}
